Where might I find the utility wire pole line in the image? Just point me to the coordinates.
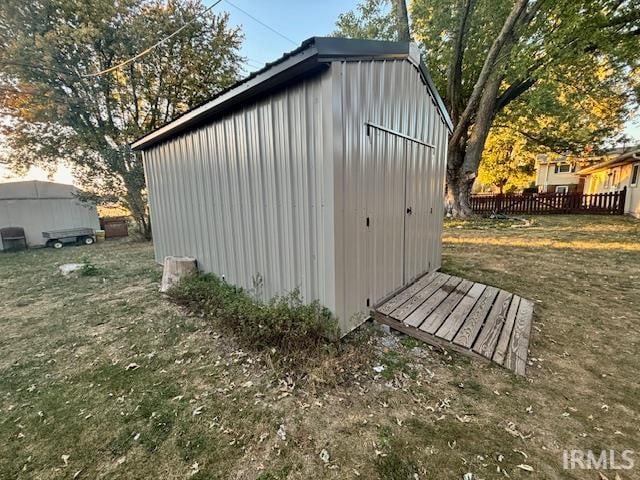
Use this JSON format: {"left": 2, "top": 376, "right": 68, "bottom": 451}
{"left": 223, "top": 0, "right": 297, "bottom": 46}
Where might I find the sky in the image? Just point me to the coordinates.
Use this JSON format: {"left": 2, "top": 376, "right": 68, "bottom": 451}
{"left": 1, "top": 0, "right": 639, "bottom": 184}
{"left": 216, "top": 0, "right": 360, "bottom": 69}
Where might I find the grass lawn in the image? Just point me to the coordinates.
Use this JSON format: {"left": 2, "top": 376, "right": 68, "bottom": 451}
{"left": 1, "top": 215, "right": 638, "bottom": 479}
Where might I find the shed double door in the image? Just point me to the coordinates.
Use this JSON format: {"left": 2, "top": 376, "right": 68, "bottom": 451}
{"left": 366, "top": 126, "right": 435, "bottom": 306}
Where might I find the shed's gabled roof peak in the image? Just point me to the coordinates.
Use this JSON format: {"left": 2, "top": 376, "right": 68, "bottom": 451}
{"left": 132, "top": 36, "right": 452, "bottom": 151}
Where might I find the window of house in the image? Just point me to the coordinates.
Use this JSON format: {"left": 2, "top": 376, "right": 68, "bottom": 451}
{"left": 555, "top": 163, "right": 574, "bottom": 173}
{"left": 555, "top": 185, "right": 569, "bottom": 193}
{"left": 632, "top": 164, "right": 639, "bottom": 187}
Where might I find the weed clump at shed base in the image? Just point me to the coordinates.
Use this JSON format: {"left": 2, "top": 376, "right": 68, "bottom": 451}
{"left": 168, "top": 273, "right": 341, "bottom": 365}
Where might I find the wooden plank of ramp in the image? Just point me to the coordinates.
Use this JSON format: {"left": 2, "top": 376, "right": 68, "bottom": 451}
{"left": 390, "top": 273, "right": 451, "bottom": 321}
{"left": 492, "top": 296, "right": 521, "bottom": 365}
{"left": 503, "top": 298, "right": 535, "bottom": 375}
{"left": 472, "top": 290, "right": 513, "bottom": 359}
{"left": 403, "top": 276, "right": 463, "bottom": 327}
{"left": 377, "top": 272, "right": 438, "bottom": 315}
{"left": 436, "top": 282, "right": 486, "bottom": 341}
{"left": 373, "top": 271, "right": 535, "bottom": 376}
{"left": 419, "top": 279, "right": 474, "bottom": 334}
{"left": 453, "top": 286, "right": 499, "bottom": 348}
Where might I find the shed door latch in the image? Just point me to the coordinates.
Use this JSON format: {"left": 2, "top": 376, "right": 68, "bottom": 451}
{"left": 366, "top": 217, "right": 370, "bottom": 227}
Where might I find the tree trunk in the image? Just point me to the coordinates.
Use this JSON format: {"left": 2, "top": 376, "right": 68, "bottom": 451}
{"left": 393, "top": 0, "right": 410, "bottom": 41}
{"left": 442, "top": 0, "right": 536, "bottom": 218}
{"left": 447, "top": 73, "right": 504, "bottom": 217}
{"left": 124, "top": 183, "right": 152, "bottom": 240}
{"left": 121, "top": 152, "right": 152, "bottom": 240}
{"left": 446, "top": 175, "right": 474, "bottom": 217}
{"left": 446, "top": 138, "right": 474, "bottom": 217}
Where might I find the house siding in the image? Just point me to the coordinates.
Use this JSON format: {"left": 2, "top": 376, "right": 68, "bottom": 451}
{"left": 584, "top": 162, "right": 640, "bottom": 217}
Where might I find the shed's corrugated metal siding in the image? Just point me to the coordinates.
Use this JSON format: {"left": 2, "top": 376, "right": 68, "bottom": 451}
{"left": 143, "top": 58, "right": 447, "bottom": 335}
{"left": 332, "top": 60, "right": 448, "bottom": 331}
{"left": 144, "top": 72, "right": 337, "bottom": 315}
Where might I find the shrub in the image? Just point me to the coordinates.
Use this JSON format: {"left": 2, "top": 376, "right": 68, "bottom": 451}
{"left": 80, "top": 258, "right": 102, "bottom": 276}
{"left": 168, "top": 274, "right": 340, "bottom": 358}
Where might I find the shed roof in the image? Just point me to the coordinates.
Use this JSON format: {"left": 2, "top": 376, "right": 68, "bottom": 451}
{"left": 0, "top": 180, "right": 77, "bottom": 200}
{"left": 132, "top": 37, "right": 452, "bottom": 151}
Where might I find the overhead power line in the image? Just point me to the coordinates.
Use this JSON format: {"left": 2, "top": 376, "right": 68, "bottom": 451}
{"left": 83, "top": 0, "right": 223, "bottom": 78}
{"left": 223, "top": 0, "right": 297, "bottom": 46}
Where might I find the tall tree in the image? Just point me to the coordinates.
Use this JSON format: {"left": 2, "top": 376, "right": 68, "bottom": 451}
{"left": 0, "top": 0, "right": 243, "bottom": 237}
{"left": 335, "top": 0, "right": 639, "bottom": 216}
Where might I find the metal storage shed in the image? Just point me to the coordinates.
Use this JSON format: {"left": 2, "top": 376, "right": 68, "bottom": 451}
{"left": 0, "top": 180, "right": 100, "bottom": 250}
{"left": 133, "top": 37, "right": 452, "bottom": 335}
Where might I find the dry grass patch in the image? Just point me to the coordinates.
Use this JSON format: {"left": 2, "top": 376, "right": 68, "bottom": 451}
{"left": 0, "top": 215, "right": 638, "bottom": 479}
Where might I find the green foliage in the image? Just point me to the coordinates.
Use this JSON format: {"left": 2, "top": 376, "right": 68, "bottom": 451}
{"left": 411, "top": 0, "right": 514, "bottom": 102}
{"left": 337, "top": 0, "right": 637, "bottom": 152}
{"left": 477, "top": 128, "right": 536, "bottom": 192}
{"left": 168, "top": 274, "right": 340, "bottom": 360}
{"left": 79, "top": 262, "right": 100, "bottom": 277}
{"left": 0, "top": 0, "right": 244, "bottom": 236}
{"left": 334, "top": 0, "right": 397, "bottom": 40}
{"left": 79, "top": 257, "right": 102, "bottom": 277}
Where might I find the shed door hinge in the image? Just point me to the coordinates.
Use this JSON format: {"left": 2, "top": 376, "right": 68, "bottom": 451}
{"left": 366, "top": 298, "right": 370, "bottom": 307}
{"left": 366, "top": 217, "right": 370, "bottom": 227}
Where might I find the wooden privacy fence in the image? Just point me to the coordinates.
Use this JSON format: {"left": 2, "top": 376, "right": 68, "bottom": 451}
{"left": 470, "top": 187, "right": 627, "bottom": 215}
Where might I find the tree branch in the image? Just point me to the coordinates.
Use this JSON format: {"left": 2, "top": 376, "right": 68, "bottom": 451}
{"left": 494, "top": 77, "right": 536, "bottom": 113}
{"left": 447, "top": 0, "right": 477, "bottom": 124}
{"left": 449, "top": 0, "right": 529, "bottom": 147}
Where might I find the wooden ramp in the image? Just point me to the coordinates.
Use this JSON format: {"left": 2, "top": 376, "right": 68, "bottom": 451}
{"left": 373, "top": 272, "right": 534, "bottom": 375}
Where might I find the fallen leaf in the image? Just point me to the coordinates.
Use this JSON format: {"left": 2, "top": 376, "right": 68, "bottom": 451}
{"left": 516, "top": 464, "right": 534, "bottom": 472}
{"left": 514, "top": 449, "right": 528, "bottom": 459}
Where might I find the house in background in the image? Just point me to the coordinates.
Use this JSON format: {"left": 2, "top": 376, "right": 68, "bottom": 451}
{"left": 534, "top": 146, "right": 640, "bottom": 194}
{"left": 534, "top": 154, "right": 599, "bottom": 193}
{"left": 579, "top": 147, "right": 640, "bottom": 218}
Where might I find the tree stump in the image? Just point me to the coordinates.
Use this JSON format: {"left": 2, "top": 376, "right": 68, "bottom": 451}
{"left": 160, "top": 256, "right": 198, "bottom": 293}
